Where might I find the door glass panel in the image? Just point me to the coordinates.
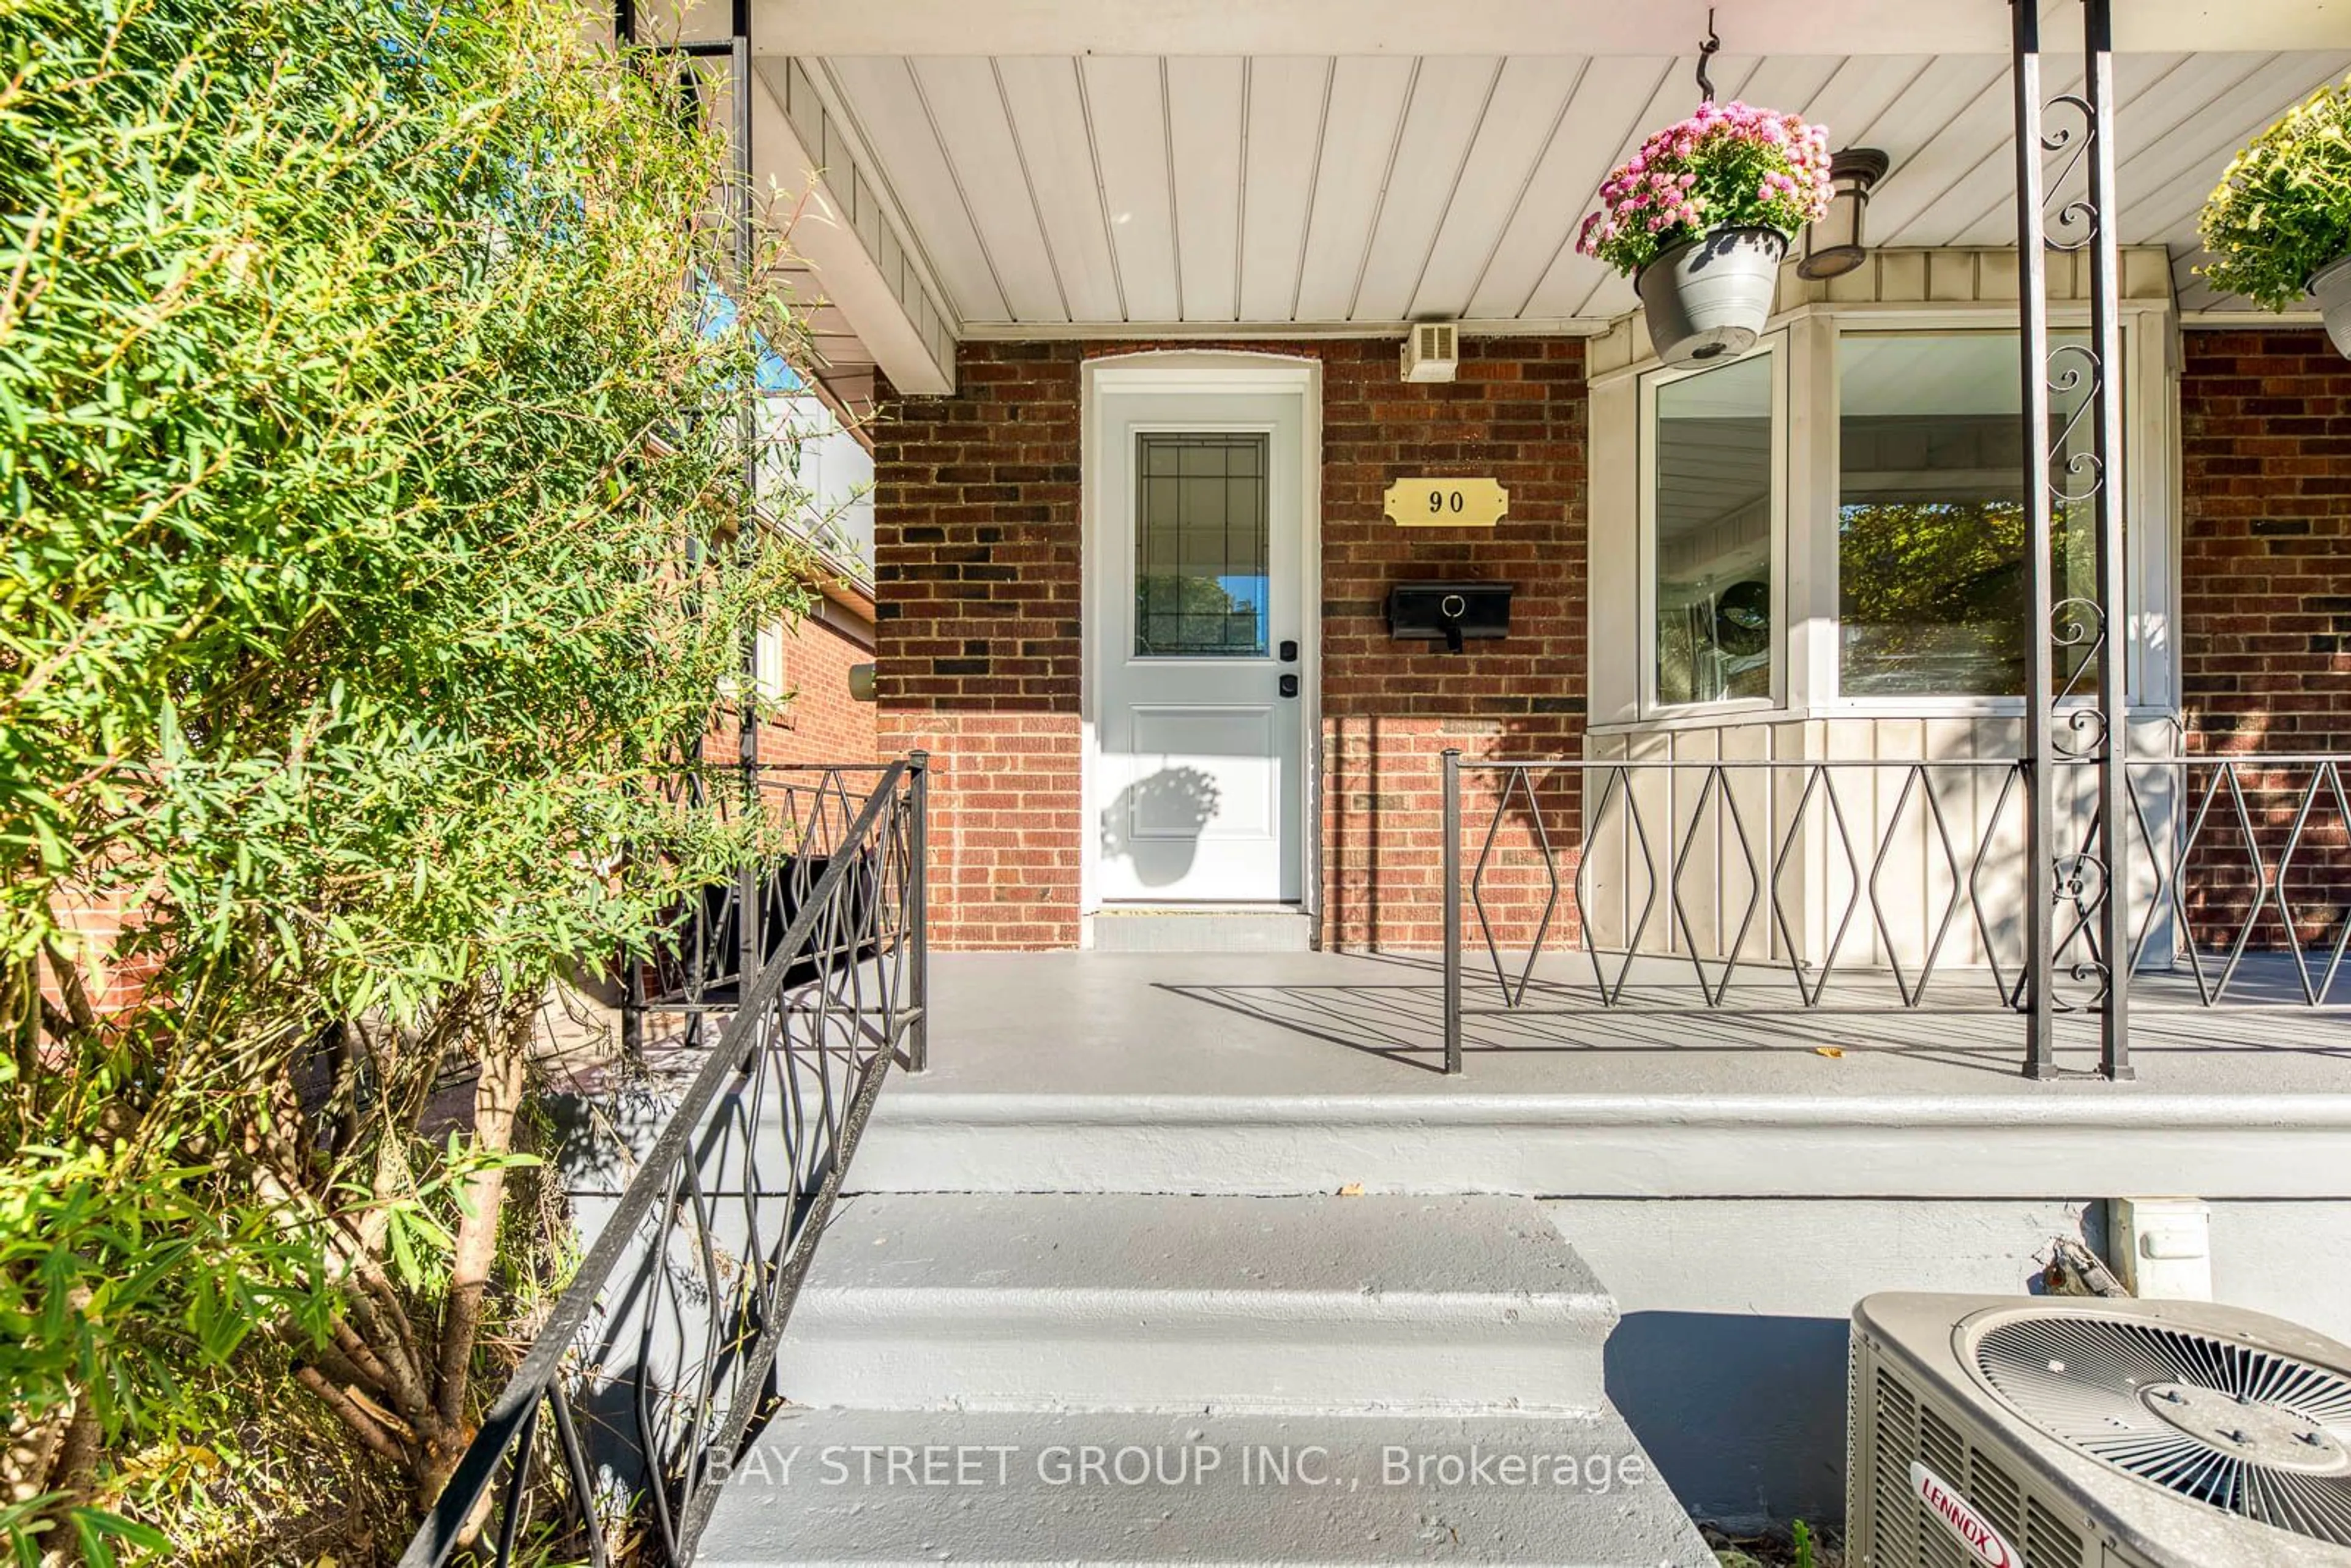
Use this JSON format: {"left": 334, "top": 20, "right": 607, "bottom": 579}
{"left": 1135, "top": 432, "right": 1270, "bottom": 658}
{"left": 1654, "top": 351, "right": 1774, "bottom": 705}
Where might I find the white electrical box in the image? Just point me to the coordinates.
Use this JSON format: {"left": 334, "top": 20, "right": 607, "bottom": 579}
{"left": 2110, "top": 1196, "right": 2214, "bottom": 1300}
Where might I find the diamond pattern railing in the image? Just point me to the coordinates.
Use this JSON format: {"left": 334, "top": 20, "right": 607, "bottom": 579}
{"left": 1438, "top": 751, "right": 2351, "bottom": 1077}
{"left": 2127, "top": 756, "right": 2351, "bottom": 1008}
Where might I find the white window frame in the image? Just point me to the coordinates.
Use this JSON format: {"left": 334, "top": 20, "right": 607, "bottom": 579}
{"left": 1591, "top": 300, "right": 2177, "bottom": 741}
{"left": 1637, "top": 332, "right": 1791, "bottom": 721}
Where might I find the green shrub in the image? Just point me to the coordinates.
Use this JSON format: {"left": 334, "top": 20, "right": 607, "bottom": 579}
{"left": 1, "top": 0, "right": 816, "bottom": 1554}
{"left": 2199, "top": 73, "right": 2351, "bottom": 310}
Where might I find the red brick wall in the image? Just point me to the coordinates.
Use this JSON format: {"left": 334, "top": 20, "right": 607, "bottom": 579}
{"left": 874, "top": 337, "right": 1588, "bottom": 951}
{"left": 2179, "top": 327, "right": 2351, "bottom": 945}
{"left": 2181, "top": 328, "right": 2351, "bottom": 754}
{"left": 757, "top": 608, "right": 882, "bottom": 765}
{"left": 879, "top": 713, "right": 1084, "bottom": 948}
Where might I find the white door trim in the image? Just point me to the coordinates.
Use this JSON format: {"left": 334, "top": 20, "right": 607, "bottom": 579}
{"left": 1080, "top": 351, "right": 1322, "bottom": 928}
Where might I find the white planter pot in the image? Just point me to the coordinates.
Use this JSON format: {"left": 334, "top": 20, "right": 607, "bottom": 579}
{"left": 1636, "top": 228, "right": 1788, "bottom": 367}
{"left": 2312, "top": 252, "right": 2351, "bottom": 360}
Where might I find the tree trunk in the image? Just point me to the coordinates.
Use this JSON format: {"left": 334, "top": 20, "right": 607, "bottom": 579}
{"left": 419, "top": 1002, "right": 533, "bottom": 1498}
{"left": 38, "top": 1286, "right": 100, "bottom": 1566}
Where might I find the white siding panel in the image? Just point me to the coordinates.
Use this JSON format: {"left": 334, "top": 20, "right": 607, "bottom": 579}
{"left": 1935, "top": 51, "right": 2190, "bottom": 249}
{"left": 907, "top": 57, "right": 1067, "bottom": 321}
{"left": 1933, "top": 48, "right": 2212, "bottom": 249}
{"left": 1867, "top": 53, "right": 2080, "bottom": 250}
{"left": 824, "top": 57, "right": 1010, "bottom": 323}
{"left": 1166, "top": 58, "right": 1248, "bottom": 321}
{"left": 1793, "top": 54, "right": 1934, "bottom": 149}
{"left": 1844, "top": 53, "right": 2009, "bottom": 179}
{"left": 1292, "top": 57, "right": 1417, "bottom": 321}
{"left": 1538, "top": 54, "right": 1763, "bottom": 318}
{"left": 1408, "top": 56, "right": 1588, "bottom": 321}
{"left": 2172, "top": 262, "right": 2233, "bottom": 313}
{"left": 2122, "top": 52, "right": 2351, "bottom": 241}
{"left": 821, "top": 47, "right": 2349, "bottom": 329}
{"left": 1238, "top": 58, "right": 1332, "bottom": 322}
{"left": 1081, "top": 57, "right": 1181, "bottom": 322}
{"left": 1463, "top": 57, "right": 1672, "bottom": 319}
{"left": 1722, "top": 54, "right": 1845, "bottom": 122}
{"left": 1351, "top": 57, "right": 1504, "bottom": 321}
{"left": 994, "top": 58, "right": 1123, "bottom": 321}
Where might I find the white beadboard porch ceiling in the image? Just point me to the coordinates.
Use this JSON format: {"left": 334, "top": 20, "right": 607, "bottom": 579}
{"left": 806, "top": 45, "right": 2351, "bottom": 331}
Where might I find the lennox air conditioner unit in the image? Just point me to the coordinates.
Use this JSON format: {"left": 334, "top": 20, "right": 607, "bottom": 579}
{"left": 1401, "top": 321, "right": 1458, "bottom": 382}
{"left": 1850, "top": 1294, "right": 2351, "bottom": 1567}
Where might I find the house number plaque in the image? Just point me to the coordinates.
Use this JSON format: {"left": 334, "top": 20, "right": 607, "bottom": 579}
{"left": 1384, "top": 477, "right": 1508, "bottom": 528}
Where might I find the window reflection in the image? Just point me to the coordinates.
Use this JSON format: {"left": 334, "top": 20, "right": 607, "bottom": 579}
{"left": 1838, "top": 332, "right": 2103, "bottom": 697}
{"left": 1654, "top": 351, "right": 1774, "bottom": 706}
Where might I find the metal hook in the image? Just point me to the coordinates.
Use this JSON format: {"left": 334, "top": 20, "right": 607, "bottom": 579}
{"left": 1695, "top": 6, "right": 1720, "bottom": 102}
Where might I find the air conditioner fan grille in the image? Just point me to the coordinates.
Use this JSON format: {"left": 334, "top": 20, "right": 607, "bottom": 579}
{"left": 1973, "top": 1313, "right": 2351, "bottom": 1545}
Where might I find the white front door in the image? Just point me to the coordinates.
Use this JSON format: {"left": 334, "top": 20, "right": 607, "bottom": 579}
{"left": 1093, "top": 386, "right": 1306, "bottom": 904}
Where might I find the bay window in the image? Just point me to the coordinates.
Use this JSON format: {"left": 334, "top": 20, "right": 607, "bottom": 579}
{"left": 1622, "top": 313, "right": 2138, "bottom": 723}
{"left": 1648, "top": 343, "right": 1780, "bottom": 708}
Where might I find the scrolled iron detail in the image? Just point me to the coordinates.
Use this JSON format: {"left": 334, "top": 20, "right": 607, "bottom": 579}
{"left": 2051, "top": 703, "right": 2110, "bottom": 760}
{"left": 2039, "top": 94, "right": 2099, "bottom": 252}
{"left": 2051, "top": 595, "right": 2105, "bottom": 651}
{"left": 399, "top": 761, "right": 926, "bottom": 1568}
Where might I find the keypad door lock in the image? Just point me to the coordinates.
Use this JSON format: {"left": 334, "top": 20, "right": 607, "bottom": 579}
{"left": 1278, "top": 639, "right": 1299, "bottom": 662}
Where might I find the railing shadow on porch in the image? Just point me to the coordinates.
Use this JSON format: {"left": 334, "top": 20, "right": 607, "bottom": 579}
{"left": 1159, "top": 948, "right": 2351, "bottom": 1083}
{"left": 1157, "top": 957, "right": 2050, "bottom": 1081}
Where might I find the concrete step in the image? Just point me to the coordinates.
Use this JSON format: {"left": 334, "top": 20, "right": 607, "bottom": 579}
{"left": 841, "top": 1083, "right": 2351, "bottom": 1201}
{"left": 696, "top": 1405, "right": 1714, "bottom": 1567}
{"left": 776, "top": 1193, "right": 1615, "bottom": 1415}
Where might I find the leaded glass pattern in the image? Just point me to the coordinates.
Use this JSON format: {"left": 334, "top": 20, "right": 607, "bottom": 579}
{"left": 1134, "top": 432, "right": 1270, "bottom": 658}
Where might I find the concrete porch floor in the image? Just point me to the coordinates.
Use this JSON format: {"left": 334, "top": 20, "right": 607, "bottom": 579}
{"left": 852, "top": 949, "right": 2351, "bottom": 1201}
{"left": 910, "top": 948, "right": 2351, "bottom": 1094}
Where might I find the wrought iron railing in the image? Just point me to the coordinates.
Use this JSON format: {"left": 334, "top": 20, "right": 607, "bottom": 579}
{"left": 631, "top": 762, "right": 924, "bottom": 1046}
{"left": 397, "top": 754, "right": 926, "bottom": 1567}
{"left": 1439, "top": 751, "right": 2351, "bottom": 1079}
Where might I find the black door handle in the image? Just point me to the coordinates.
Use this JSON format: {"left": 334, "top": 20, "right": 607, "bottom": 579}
{"left": 1278, "top": 673, "right": 1299, "bottom": 699}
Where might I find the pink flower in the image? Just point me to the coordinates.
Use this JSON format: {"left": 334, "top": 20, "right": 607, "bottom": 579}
{"left": 1577, "top": 101, "right": 1832, "bottom": 272}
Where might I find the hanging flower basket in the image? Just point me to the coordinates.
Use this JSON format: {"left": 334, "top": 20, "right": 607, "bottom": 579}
{"left": 1578, "top": 101, "right": 1833, "bottom": 365}
{"left": 2197, "top": 75, "right": 2351, "bottom": 359}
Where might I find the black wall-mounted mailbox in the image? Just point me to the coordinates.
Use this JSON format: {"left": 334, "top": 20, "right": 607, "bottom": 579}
{"left": 1387, "top": 581, "right": 1514, "bottom": 655}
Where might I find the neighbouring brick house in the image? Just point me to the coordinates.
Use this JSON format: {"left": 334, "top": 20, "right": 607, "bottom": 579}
{"left": 752, "top": 389, "right": 883, "bottom": 768}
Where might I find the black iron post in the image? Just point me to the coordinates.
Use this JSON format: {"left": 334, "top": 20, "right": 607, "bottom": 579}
{"left": 2010, "top": 0, "right": 2135, "bottom": 1081}
{"left": 907, "top": 749, "right": 931, "bottom": 1074}
{"left": 730, "top": 0, "right": 762, "bottom": 996}
{"left": 2082, "top": 0, "right": 2134, "bottom": 1079}
{"left": 2012, "top": 0, "right": 2060, "bottom": 1079}
{"left": 1442, "top": 748, "right": 1463, "bottom": 1076}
